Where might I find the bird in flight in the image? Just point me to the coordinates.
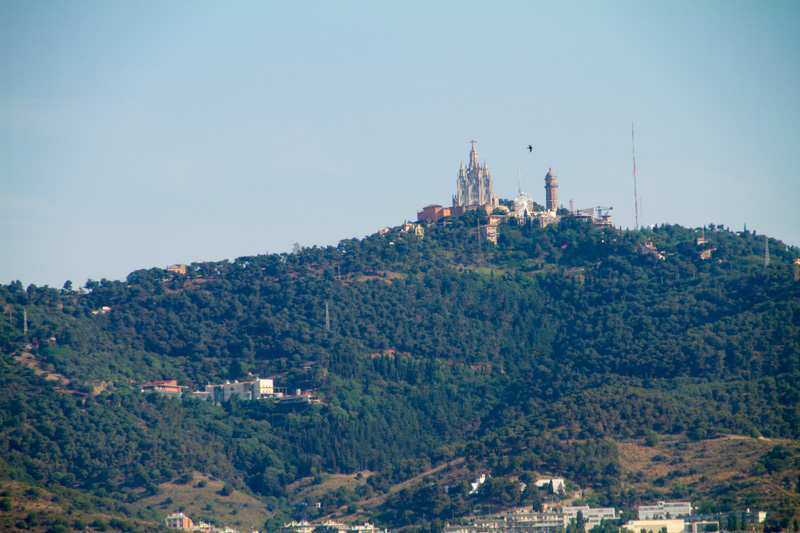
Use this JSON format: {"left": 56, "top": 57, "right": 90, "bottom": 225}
{"left": 527, "top": 145, "right": 533, "bottom": 152}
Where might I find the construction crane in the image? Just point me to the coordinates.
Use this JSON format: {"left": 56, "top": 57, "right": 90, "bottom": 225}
{"left": 578, "top": 206, "right": 613, "bottom": 220}
{"left": 595, "top": 206, "right": 613, "bottom": 218}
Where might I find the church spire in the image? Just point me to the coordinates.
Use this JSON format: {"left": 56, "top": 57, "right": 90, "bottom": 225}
{"left": 469, "top": 140, "right": 478, "bottom": 168}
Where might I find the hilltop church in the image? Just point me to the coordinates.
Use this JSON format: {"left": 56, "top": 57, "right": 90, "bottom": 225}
{"left": 452, "top": 141, "right": 499, "bottom": 215}
{"left": 417, "top": 141, "right": 577, "bottom": 231}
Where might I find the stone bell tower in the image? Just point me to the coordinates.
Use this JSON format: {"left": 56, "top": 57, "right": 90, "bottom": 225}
{"left": 545, "top": 167, "right": 558, "bottom": 212}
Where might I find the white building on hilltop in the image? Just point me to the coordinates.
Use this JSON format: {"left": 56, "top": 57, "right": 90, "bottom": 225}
{"left": 205, "top": 378, "right": 283, "bottom": 402}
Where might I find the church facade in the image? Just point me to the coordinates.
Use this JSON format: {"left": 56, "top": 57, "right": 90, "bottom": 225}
{"left": 453, "top": 141, "right": 498, "bottom": 214}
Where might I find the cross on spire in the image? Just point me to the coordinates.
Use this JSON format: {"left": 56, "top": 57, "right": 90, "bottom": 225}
{"left": 469, "top": 140, "right": 478, "bottom": 167}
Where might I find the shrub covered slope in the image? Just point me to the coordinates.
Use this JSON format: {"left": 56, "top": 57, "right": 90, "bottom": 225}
{"left": 1, "top": 214, "right": 799, "bottom": 531}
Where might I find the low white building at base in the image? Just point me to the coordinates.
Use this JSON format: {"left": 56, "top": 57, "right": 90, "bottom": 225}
{"left": 563, "top": 505, "right": 616, "bottom": 527}
{"left": 623, "top": 519, "right": 686, "bottom": 533}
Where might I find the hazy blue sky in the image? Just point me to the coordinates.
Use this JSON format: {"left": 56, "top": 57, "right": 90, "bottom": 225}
{"left": 2, "top": 1, "right": 799, "bottom": 288}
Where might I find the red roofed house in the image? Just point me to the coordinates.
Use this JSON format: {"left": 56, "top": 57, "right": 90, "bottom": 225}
{"left": 417, "top": 204, "right": 451, "bottom": 223}
{"left": 141, "top": 380, "right": 186, "bottom": 398}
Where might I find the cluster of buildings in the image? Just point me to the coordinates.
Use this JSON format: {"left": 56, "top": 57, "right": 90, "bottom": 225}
{"left": 165, "top": 512, "right": 243, "bottom": 533}
{"left": 281, "top": 520, "right": 387, "bottom": 533}
{"left": 465, "top": 474, "right": 565, "bottom": 497}
{"left": 629, "top": 503, "right": 766, "bottom": 533}
{"left": 444, "top": 500, "right": 766, "bottom": 533}
{"left": 636, "top": 231, "right": 722, "bottom": 263}
{"left": 141, "top": 377, "right": 321, "bottom": 405}
{"left": 415, "top": 142, "right": 613, "bottom": 244}
{"left": 165, "top": 514, "right": 391, "bottom": 533}
{"left": 193, "top": 378, "right": 283, "bottom": 402}
{"left": 444, "top": 505, "right": 618, "bottom": 533}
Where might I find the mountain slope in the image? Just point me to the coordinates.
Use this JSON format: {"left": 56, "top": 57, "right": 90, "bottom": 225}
{"left": 1, "top": 214, "right": 799, "bottom": 531}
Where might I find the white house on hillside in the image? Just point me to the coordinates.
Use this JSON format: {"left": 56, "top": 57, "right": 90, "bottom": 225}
{"left": 534, "top": 478, "right": 565, "bottom": 494}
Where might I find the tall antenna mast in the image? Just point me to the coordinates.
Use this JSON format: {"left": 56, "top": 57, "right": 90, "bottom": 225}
{"left": 517, "top": 172, "right": 522, "bottom": 194}
{"left": 325, "top": 300, "right": 330, "bottom": 332}
{"left": 476, "top": 216, "right": 481, "bottom": 253}
{"left": 764, "top": 236, "right": 770, "bottom": 269}
{"left": 632, "top": 123, "right": 639, "bottom": 231}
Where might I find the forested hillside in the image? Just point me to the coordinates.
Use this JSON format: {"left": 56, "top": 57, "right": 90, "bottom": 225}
{"left": 2, "top": 212, "right": 799, "bottom": 532}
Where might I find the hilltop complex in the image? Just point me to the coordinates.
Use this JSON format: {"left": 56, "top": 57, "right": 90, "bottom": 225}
{"left": 417, "top": 141, "right": 612, "bottom": 241}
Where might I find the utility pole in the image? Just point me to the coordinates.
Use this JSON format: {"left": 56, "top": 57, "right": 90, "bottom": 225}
{"left": 632, "top": 123, "right": 639, "bottom": 231}
{"left": 475, "top": 215, "right": 481, "bottom": 257}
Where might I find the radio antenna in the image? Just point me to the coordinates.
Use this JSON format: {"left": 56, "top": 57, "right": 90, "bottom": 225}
{"left": 632, "top": 123, "right": 640, "bottom": 231}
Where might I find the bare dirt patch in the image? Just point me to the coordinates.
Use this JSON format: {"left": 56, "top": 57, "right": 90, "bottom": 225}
{"left": 618, "top": 434, "right": 788, "bottom": 501}
{"left": 288, "top": 471, "right": 371, "bottom": 502}
{"left": 330, "top": 458, "right": 466, "bottom": 522}
{"left": 136, "top": 473, "right": 270, "bottom": 532}
{"left": 354, "top": 270, "right": 404, "bottom": 283}
{"left": 14, "top": 351, "right": 70, "bottom": 386}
